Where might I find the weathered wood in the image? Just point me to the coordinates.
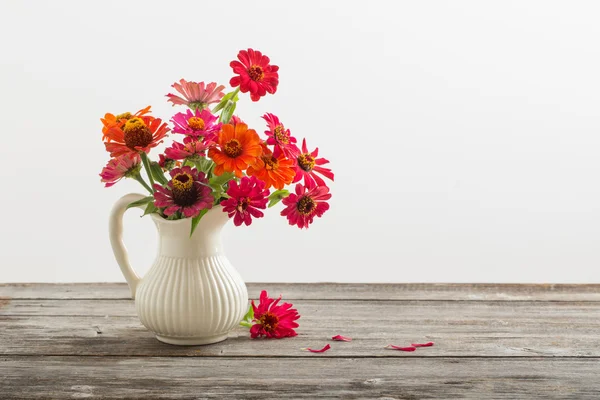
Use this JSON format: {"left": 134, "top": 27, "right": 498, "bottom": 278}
{"left": 2, "top": 356, "right": 600, "bottom": 399}
{"left": 2, "top": 282, "right": 600, "bottom": 301}
{"left": 2, "top": 300, "right": 599, "bottom": 357}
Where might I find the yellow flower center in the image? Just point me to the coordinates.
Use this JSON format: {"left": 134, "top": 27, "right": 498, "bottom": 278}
{"left": 263, "top": 155, "right": 279, "bottom": 171}
{"left": 123, "top": 117, "right": 152, "bottom": 150}
{"left": 273, "top": 125, "right": 289, "bottom": 144}
{"left": 259, "top": 311, "right": 279, "bottom": 333}
{"left": 171, "top": 173, "right": 197, "bottom": 207}
{"left": 297, "top": 196, "right": 316, "bottom": 215}
{"left": 115, "top": 112, "right": 132, "bottom": 121}
{"left": 297, "top": 153, "right": 315, "bottom": 172}
{"left": 224, "top": 139, "right": 243, "bottom": 158}
{"left": 248, "top": 65, "right": 264, "bottom": 82}
{"left": 236, "top": 197, "right": 251, "bottom": 213}
{"left": 187, "top": 117, "right": 205, "bottom": 131}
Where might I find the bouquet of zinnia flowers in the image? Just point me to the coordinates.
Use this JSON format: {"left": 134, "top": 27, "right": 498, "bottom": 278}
{"left": 100, "top": 48, "right": 333, "bottom": 235}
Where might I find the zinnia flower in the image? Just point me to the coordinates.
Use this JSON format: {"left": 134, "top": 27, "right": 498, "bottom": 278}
{"left": 153, "top": 166, "right": 213, "bottom": 218}
{"left": 250, "top": 290, "right": 300, "bottom": 339}
{"left": 281, "top": 182, "right": 331, "bottom": 229}
{"left": 230, "top": 48, "right": 279, "bottom": 102}
{"left": 208, "top": 123, "right": 262, "bottom": 178}
{"left": 99, "top": 153, "right": 141, "bottom": 187}
{"left": 170, "top": 108, "right": 221, "bottom": 141}
{"left": 166, "top": 79, "right": 225, "bottom": 111}
{"left": 292, "top": 139, "right": 334, "bottom": 187}
{"left": 246, "top": 145, "right": 295, "bottom": 190}
{"left": 158, "top": 154, "right": 177, "bottom": 171}
{"left": 221, "top": 176, "right": 270, "bottom": 226}
{"left": 164, "top": 137, "right": 211, "bottom": 161}
{"left": 104, "top": 116, "right": 169, "bottom": 157}
{"left": 101, "top": 106, "right": 153, "bottom": 139}
{"left": 262, "top": 113, "right": 298, "bottom": 158}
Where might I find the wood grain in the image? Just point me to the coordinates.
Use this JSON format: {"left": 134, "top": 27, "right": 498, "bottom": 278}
{"left": 2, "top": 299, "right": 599, "bottom": 357}
{"left": 3, "top": 282, "right": 600, "bottom": 301}
{"left": 2, "top": 356, "right": 600, "bottom": 399}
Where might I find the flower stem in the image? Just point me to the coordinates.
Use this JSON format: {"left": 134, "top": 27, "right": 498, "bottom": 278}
{"left": 140, "top": 152, "right": 155, "bottom": 190}
{"left": 132, "top": 174, "right": 153, "bottom": 194}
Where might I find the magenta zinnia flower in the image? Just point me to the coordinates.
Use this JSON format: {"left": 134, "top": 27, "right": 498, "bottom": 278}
{"left": 250, "top": 290, "right": 300, "bottom": 339}
{"left": 292, "top": 138, "right": 334, "bottom": 187}
{"left": 99, "top": 153, "right": 141, "bottom": 187}
{"left": 153, "top": 166, "right": 213, "bottom": 218}
{"left": 220, "top": 176, "right": 269, "bottom": 226}
{"left": 166, "top": 79, "right": 225, "bottom": 110}
{"left": 171, "top": 108, "right": 221, "bottom": 141}
{"left": 262, "top": 113, "right": 298, "bottom": 158}
{"left": 281, "top": 182, "right": 331, "bottom": 229}
{"left": 164, "top": 137, "right": 211, "bottom": 161}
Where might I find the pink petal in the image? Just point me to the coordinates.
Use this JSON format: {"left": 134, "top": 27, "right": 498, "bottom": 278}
{"left": 302, "top": 344, "right": 331, "bottom": 353}
{"left": 385, "top": 345, "right": 416, "bottom": 352}
{"left": 411, "top": 342, "right": 434, "bottom": 348}
{"left": 331, "top": 335, "right": 352, "bottom": 342}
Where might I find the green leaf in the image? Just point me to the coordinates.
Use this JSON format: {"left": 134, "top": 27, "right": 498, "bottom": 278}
{"left": 220, "top": 101, "right": 236, "bottom": 124}
{"left": 142, "top": 202, "right": 158, "bottom": 216}
{"left": 209, "top": 171, "right": 235, "bottom": 189}
{"left": 149, "top": 162, "right": 168, "bottom": 185}
{"left": 239, "top": 303, "right": 254, "bottom": 328}
{"left": 268, "top": 189, "right": 290, "bottom": 208}
{"left": 193, "top": 157, "right": 214, "bottom": 175}
{"left": 126, "top": 196, "right": 154, "bottom": 210}
{"left": 190, "top": 209, "right": 209, "bottom": 237}
{"left": 212, "top": 90, "right": 240, "bottom": 113}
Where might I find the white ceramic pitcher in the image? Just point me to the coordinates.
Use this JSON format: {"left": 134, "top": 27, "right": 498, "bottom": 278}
{"left": 109, "top": 193, "right": 248, "bottom": 345}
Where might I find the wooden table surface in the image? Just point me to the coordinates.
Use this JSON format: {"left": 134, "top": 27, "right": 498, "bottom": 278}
{"left": 2, "top": 283, "right": 600, "bottom": 399}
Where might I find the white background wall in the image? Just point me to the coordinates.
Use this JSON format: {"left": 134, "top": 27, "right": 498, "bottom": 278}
{"left": 1, "top": 0, "right": 599, "bottom": 283}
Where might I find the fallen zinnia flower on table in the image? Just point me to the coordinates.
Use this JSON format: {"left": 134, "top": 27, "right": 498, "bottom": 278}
{"left": 239, "top": 290, "right": 300, "bottom": 339}
{"left": 302, "top": 344, "right": 331, "bottom": 353}
{"left": 411, "top": 342, "right": 434, "bottom": 347}
{"left": 331, "top": 335, "right": 352, "bottom": 342}
{"left": 385, "top": 345, "right": 417, "bottom": 352}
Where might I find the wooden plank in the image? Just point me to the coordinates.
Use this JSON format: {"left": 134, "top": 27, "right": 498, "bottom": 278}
{"left": 2, "top": 282, "right": 600, "bottom": 301}
{"left": 2, "top": 356, "right": 600, "bottom": 399}
{"left": 2, "top": 300, "right": 599, "bottom": 357}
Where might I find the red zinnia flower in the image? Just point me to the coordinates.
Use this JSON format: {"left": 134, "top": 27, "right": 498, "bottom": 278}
{"left": 164, "top": 137, "right": 211, "bottom": 161}
{"left": 153, "top": 166, "right": 213, "bottom": 218}
{"left": 262, "top": 113, "right": 298, "bottom": 158}
{"left": 230, "top": 48, "right": 279, "bottom": 102}
{"left": 281, "top": 182, "right": 331, "bottom": 229}
{"left": 221, "top": 176, "right": 270, "bottom": 226}
{"left": 292, "top": 138, "right": 334, "bottom": 187}
{"left": 250, "top": 290, "right": 300, "bottom": 339}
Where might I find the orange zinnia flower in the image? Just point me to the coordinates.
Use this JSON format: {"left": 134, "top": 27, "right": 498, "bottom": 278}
{"left": 101, "top": 106, "right": 154, "bottom": 140}
{"left": 247, "top": 145, "right": 295, "bottom": 190}
{"left": 208, "top": 123, "right": 262, "bottom": 178}
{"left": 103, "top": 116, "right": 170, "bottom": 157}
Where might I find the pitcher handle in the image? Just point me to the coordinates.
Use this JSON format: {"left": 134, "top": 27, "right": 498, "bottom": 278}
{"left": 109, "top": 193, "right": 148, "bottom": 299}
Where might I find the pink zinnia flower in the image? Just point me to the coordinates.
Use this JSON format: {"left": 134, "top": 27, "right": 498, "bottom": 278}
{"left": 262, "top": 113, "right": 298, "bottom": 158}
{"left": 153, "top": 166, "right": 213, "bottom": 218}
{"left": 99, "top": 153, "right": 141, "bottom": 187}
{"left": 292, "top": 138, "right": 334, "bottom": 187}
{"left": 166, "top": 79, "right": 225, "bottom": 110}
{"left": 281, "top": 182, "right": 331, "bottom": 229}
{"left": 158, "top": 153, "right": 177, "bottom": 171}
{"left": 230, "top": 49, "right": 279, "bottom": 102}
{"left": 164, "top": 137, "right": 211, "bottom": 161}
{"left": 220, "top": 176, "right": 270, "bottom": 226}
{"left": 250, "top": 290, "right": 300, "bottom": 339}
{"left": 171, "top": 108, "right": 221, "bottom": 141}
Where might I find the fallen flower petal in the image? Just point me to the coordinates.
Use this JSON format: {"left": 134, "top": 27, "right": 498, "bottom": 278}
{"left": 411, "top": 342, "right": 434, "bottom": 348}
{"left": 302, "top": 344, "right": 331, "bottom": 353}
{"left": 385, "top": 345, "right": 417, "bottom": 352}
{"left": 332, "top": 335, "right": 352, "bottom": 342}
